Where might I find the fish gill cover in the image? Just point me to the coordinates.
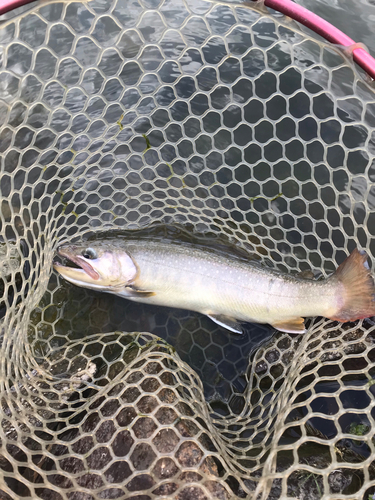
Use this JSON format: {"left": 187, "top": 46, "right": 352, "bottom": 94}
{"left": 0, "top": 0, "right": 375, "bottom": 498}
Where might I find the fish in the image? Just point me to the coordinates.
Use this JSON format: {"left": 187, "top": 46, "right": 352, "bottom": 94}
{"left": 53, "top": 238, "right": 375, "bottom": 334}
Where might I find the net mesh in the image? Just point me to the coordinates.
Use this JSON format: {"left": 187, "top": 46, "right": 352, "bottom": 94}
{"left": 1, "top": 0, "right": 375, "bottom": 498}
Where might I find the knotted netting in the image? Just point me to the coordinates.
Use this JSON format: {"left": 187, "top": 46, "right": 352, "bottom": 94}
{"left": 1, "top": 0, "right": 375, "bottom": 498}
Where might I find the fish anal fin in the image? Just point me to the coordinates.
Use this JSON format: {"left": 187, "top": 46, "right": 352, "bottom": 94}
{"left": 271, "top": 317, "right": 306, "bottom": 334}
{"left": 207, "top": 314, "right": 243, "bottom": 334}
{"left": 126, "top": 285, "right": 156, "bottom": 298}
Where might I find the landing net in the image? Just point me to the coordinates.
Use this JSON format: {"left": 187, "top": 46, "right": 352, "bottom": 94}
{"left": 1, "top": 0, "right": 375, "bottom": 498}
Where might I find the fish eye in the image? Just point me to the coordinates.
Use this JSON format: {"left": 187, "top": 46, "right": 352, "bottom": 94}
{"left": 82, "top": 248, "right": 97, "bottom": 259}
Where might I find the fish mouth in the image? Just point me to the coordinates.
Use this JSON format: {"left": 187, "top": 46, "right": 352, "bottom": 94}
{"left": 53, "top": 248, "right": 100, "bottom": 281}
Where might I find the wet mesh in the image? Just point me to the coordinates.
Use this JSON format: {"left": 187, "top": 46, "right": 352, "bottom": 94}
{"left": 1, "top": 0, "right": 375, "bottom": 498}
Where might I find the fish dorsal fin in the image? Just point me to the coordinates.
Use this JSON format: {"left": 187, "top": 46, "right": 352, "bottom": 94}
{"left": 272, "top": 317, "right": 306, "bottom": 334}
{"left": 125, "top": 285, "right": 155, "bottom": 298}
{"left": 207, "top": 314, "right": 243, "bottom": 334}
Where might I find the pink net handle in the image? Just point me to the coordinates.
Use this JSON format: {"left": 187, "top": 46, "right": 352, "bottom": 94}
{"left": 1, "top": 0, "right": 375, "bottom": 80}
{"left": 252, "top": 0, "right": 375, "bottom": 80}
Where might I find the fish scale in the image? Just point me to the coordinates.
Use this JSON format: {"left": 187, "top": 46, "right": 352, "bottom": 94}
{"left": 129, "top": 242, "right": 335, "bottom": 321}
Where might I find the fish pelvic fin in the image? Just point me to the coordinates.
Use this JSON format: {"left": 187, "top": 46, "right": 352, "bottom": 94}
{"left": 329, "top": 248, "right": 375, "bottom": 322}
{"left": 271, "top": 317, "right": 306, "bottom": 334}
{"left": 207, "top": 314, "right": 243, "bottom": 334}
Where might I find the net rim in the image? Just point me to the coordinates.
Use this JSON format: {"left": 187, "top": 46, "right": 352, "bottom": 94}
{"left": 0, "top": 0, "right": 36, "bottom": 15}
{"left": 3, "top": 0, "right": 374, "bottom": 81}
{"left": 251, "top": 0, "right": 375, "bottom": 80}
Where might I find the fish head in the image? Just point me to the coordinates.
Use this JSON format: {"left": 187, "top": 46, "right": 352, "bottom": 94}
{"left": 53, "top": 242, "right": 137, "bottom": 292}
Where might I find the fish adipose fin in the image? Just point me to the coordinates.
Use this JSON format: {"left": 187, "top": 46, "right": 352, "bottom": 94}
{"left": 330, "top": 248, "right": 375, "bottom": 322}
{"left": 272, "top": 317, "right": 306, "bottom": 334}
{"left": 207, "top": 314, "right": 243, "bottom": 334}
{"left": 297, "top": 269, "right": 314, "bottom": 280}
{"left": 126, "top": 285, "right": 156, "bottom": 298}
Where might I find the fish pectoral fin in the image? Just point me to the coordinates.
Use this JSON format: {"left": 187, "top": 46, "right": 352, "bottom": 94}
{"left": 271, "top": 317, "right": 306, "bottom": 334}
{"left": 125, "top": 285, "right": 156, "bottom": 298}
{"left": 207, "top": 314, "right": 243, "bottom": 334}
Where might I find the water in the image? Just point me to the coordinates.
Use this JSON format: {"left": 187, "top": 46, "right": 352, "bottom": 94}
{"left": 296, "top": 0, "right": 375, "bottom": 57}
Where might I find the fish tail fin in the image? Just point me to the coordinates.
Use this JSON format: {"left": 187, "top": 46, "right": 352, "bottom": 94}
{"left": 329, "top": 248, "right": 375, "bottom": 322}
